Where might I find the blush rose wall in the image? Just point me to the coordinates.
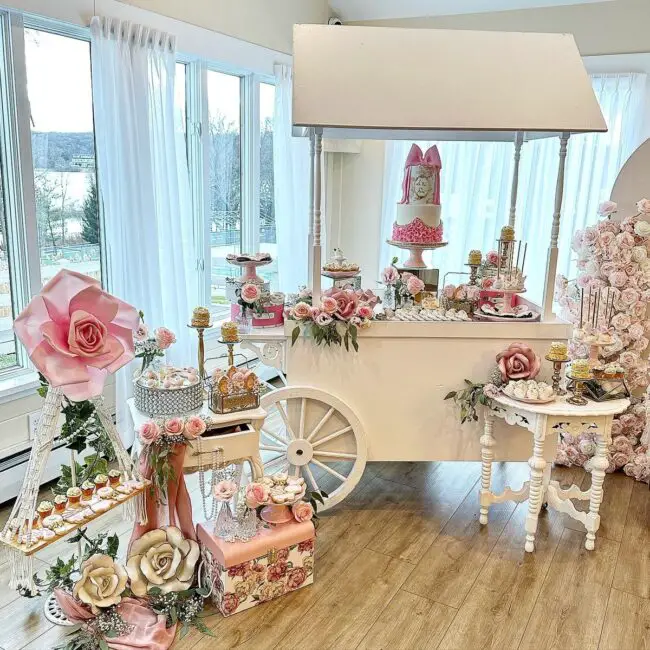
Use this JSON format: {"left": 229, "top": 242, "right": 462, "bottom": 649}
{"left": 555, "top": 200, "right": 650, "bottom": 483}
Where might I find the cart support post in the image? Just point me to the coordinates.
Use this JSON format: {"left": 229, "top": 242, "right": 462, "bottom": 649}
{"left": 542, "top": 131, "right": 570, "bottom": 321}
{"left": 509, "top": 131, "right": 524, "bottom": 228}
{"left": 312, "top": 128, "right": 323, "bottom": 303}
{"left": 307, "top": 129, "right": 315, "bottom": 283}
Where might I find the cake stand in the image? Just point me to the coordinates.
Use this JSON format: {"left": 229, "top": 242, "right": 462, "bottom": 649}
{"left": 227, "top": 258, "right": 272, "bottom": 283}
{"left": 321, "top": 270, "right": 360, "bottom": 280}
{"left": 386, "top": 240, "right": 448, "bottom": 269}
{"left": 544, "top": 354, "right": 569, "bottom": 395}
{"left": 566, "top": 372, "right": 592, "bottom": 406}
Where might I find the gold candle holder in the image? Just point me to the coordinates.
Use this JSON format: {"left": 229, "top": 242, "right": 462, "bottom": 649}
{"left": 566, "top": 373, "right": 591, "bottom": 406}
{"left": 188, "top": 323, "right": 214, "bottom": 380}
{"left": 544, "top": 355, "right": 569, "bottom": 396}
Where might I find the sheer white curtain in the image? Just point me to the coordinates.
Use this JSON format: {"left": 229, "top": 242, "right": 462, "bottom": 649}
{"left": 273, "top": 64, "right": 310, "bottom": 292}
{"left": 379, "top": 73, "right": 647, "bottom": 301}
{"left": 91, "top": 17, "right": 196, "bottom": 443}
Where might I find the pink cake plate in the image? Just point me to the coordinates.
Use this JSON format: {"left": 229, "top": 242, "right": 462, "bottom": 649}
{"left": 227, "top": 258, "right": 272, "bottom": 283}
{"left": 386, "top": 240, "right": 448, "bottom": 268}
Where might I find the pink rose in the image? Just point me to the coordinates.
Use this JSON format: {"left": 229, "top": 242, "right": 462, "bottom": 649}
{"left": 609, "top": 271, "right": 628, "bottom": 288}
{"left": 139, "top": 421, "right": 161, "bottom": 445}
{"left": 611, "top": 436, "right": 633, "bottom": 454}
{"left": 619, "top": 350, "right": 639, "bottom": 368}
{"left": 356, "top": 289, "right": 380, "bottom": 308}
{"left": 456, "top": 286, "right": 468, "bottom": 300}
{"left": 600, "top": 262, "right": 616, "bottom": 277}
{"left": 292, "top": 501, "right": 314, "bottom": 523}
{"left": 406, "top": 276, "right": 425, "bottom": 296}
{"left": 486, "top": 250, "right": 499, "bottom": 266}
{"left": 466, "top": 285, "right": 480, "bottom": 301}
{"left": 599, "top": 231, "right": 615, "bottom": 248}
{"left": 611, "top": 420, "right": 623, "bottom": 436}
{"left": 240, "top": 283, "right": 261, "bottom": 304}
{"left": 164, "top": 417, "right": 184, "bottom": 435}
{"left": 582, "top": 227, "right": 598, "bottom": 247}
{"left": 357, "top": 305, "right": 373, "bottom": 320}
{"left": 611, "top": 312, "right": 631, "bottom": 331}
{"left": 634, "top": 337, "right": 649, "bottom": 352}
{"left": 496, "top": 342, "right": 541, "bottom": 381}
{"left": 636, "top": 198, "right": 650, "bottom": 214}
{"left": 245, "top": 482, "right": 270, "bottom": 508}
{"left": 597, "top": 220, "right": 619, "bottom": 234}
{"left": 154, "top": 327, "right": 176, "bottom": 350}
{"left": 286, "top": 567, "right": 307, "bottom": 590}
{"left": 310, "top": 306, "right": 321, "bottom": 320}
{"left": 267, "top": 561, "right": 288, "bottom": 582}
{"left": 577, "top": 274, "right": 592, "bottom": 289}
{"left": 481, "top": 277, "right": 494, "bottom": 290}
{"left": 443, "top": 284, "right": 456, "bottom": 299}
{"left": 613, "top": 452, "right": 632, "bottom": 468}
{"left": 621, "top": 216, "right": 638, "bottom": 233}
{"left": 14, "top": 269, "right": 139, "bottom": 401}
{"left": 483, "top": 383, "right": 499, "bottom": 399}
{"left": 292, "top": 302, "right": 312, "bottom": 320}
{"left": 315, "top": 312, "right": 333, "bottom": 327}
{"left": 221, "top": 593, "right": 239, "bottom": 616}
{"left": 621, "top": 288, "right": 640, "bottom": 306}
{"left": 598, "top": 201, "right": 618, "bottom": 216}
{"left": 381, "top": 266, "right": 399, "bottom": 286}
{"left": 183, "top": 415, "right": 206, "bottom": 440}
{"left": 320, "top": 296, "right": 338, "bottom": 314}
{"left": 214, "top": 480, "right": 238, "bottom": 502}
{"left": 617, "top": 232, "right": 635, "bottom": 249}
{"left": 134, "top": 323, "right": 149, "bottom": 342}
{"left": 578, "top": 439, "right": 596, "bottom": 456}
{"left": 325, "top": 289, "right": 358, "bottom": 320}
{"left": 632, "top": 301, "right": 648, "bottom": 320}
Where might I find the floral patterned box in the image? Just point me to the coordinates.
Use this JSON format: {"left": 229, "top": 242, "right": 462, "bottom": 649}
{"left": 196, "top": 521, "right": 315, "bottom": 617}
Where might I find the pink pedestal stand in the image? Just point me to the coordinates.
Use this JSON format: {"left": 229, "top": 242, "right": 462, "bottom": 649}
{"left": 260, "top": 504, "right": 294, "bottom": 525}
{"left": 386, "top": 240, "right": 448, "bottom": 269}
{"left": 228, "top": 258, "right": 271, "bottom": 283}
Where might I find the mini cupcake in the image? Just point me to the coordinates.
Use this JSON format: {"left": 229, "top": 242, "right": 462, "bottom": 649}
{"left": 81, "top": 480, "right": 95, "bottom": 501}
{"left": 94, "top": 474, "right": 108, "bottom": 490}
{"left": 53, "top": 494, "right": 68, "bottom": 513}
{"left": 108, "top": 469, "right": 121, "bottom": 487}
{"left": 37, "top": 500, "right": 53, "bottom": 521}
{"left": 66, "top": 486, "right": 82, "bottom": 507}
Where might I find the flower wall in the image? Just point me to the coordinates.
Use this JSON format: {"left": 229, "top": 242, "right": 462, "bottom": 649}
{"left": 555, "top": 201, "right": 650, "bottom": 483}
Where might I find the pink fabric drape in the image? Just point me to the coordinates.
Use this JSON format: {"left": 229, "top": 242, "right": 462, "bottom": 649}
{"left": 130, "top": 443, "right": 196, "bottom": 552}
{"left": 55, "top": 590, "right": 177, "bottom": 650}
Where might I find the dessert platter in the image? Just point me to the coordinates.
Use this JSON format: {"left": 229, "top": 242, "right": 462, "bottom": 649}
{"left": 502, "top": 379, "right": 556, "bottom": 404}
{"left": 226, "top": 252, "right": 272, "bottom": 283}
{"left": 322, "top": 248, "right": 360, "bottom": 279}
{"left": 255, "top": 473, "right": 307, "bottom": 524}
{"left": 386, "top": 144, "right": 448, "bottom": 268}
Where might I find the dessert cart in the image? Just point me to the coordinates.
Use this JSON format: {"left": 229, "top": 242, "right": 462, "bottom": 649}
{"left": 248, "top": 25, "right": 607, "bottom": 509}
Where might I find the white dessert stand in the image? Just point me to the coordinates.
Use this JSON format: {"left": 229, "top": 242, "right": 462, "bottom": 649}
{"left": 386, "top": 239, "right": 448, "bottom": 269}
{"left": 227, "top": 258, "right": 272, "bottom": 284}
{"left": 481, "top": 394, "right": 629, "bottom": 552}
{"left": 247, "top": 25, "right": 606, "bottom": 512}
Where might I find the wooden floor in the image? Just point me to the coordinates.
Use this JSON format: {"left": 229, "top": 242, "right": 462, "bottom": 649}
{"left": 0, "top": 461, "right": 649, "bottom": 649}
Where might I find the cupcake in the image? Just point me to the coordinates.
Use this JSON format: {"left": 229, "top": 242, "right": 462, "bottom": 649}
{"left": 81, "top": 480, "right": 95, "bottom": 500}
{"left": 108, "top": 469, "right": 122, "bottom": 487}
{"left": 53, "top": 494, "right": 68, "bottom": 514}
{"left": 37, "top": 500, "right": 53, "bottom": 521}
{"left": 221, "top": 321, "right": 239, "bottom": 343}
{"left": 66, "top": 486, "right": 82, "bottom": 507}
{"left": 468, "top": 250, "right": 482, "bottom": 265}
{"left": 94, "top": 474, "right": 108, "bottom": 490}
{"left": 191, "top": 306, "right": 211, "bottom": 328}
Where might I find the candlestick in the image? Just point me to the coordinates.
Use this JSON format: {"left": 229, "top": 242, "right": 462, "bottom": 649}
{"left": 579, "top": 288, "right": 584, "bottom": 329}
{"left": 588, "top": 287, "right": 593, "bottom": 328}
{"left": 520, "top": 243, "right": 527, "bottom": 277}
{"left": 497, "top": 240, "right": 501, "bottom": 278}
{"left": 514, "top": 241, "right": 521, "bottom": 277}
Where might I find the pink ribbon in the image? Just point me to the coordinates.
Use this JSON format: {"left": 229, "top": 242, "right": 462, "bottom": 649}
{"left": 400, "top": 144, "right": 442, "bottom": 205}
{"left": 54, "top": 590, "right": 177, "bottom": 650}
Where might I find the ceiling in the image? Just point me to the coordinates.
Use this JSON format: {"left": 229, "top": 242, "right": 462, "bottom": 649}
{"left": 329, "top": 0, "right": 616, "bottom": 22}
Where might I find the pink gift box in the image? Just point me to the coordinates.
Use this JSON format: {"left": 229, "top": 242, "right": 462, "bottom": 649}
{"left": 230, "top": 304, "right": 284, "bottom": 327}
{"left": 197, "top": 521, "right": 315, "bottom": 616}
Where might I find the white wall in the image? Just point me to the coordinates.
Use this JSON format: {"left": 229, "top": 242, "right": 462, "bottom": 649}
{"left": 349, "top": 0, "right": 650, "bottom": 57}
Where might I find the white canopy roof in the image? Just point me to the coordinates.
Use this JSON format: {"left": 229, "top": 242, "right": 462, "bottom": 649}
{"left": 292, "top": 25, "right": 607, "bottom": 142}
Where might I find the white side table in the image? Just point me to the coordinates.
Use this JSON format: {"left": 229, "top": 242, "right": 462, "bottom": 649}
{"left": 127, "top": 398, "right": 266, "bottom": 479}
{"left": 481, "top": 394, "right": 629, "bottom": 552}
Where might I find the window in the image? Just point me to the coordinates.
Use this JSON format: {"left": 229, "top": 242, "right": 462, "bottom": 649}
{"left": 259, "top": 82, "right": 277, "bottom": 290}
{"left": 207, "top": 70, "right": 242, "bottom": 310}
{"left": 24, "top": 28, "right": 102, "bottom": 287}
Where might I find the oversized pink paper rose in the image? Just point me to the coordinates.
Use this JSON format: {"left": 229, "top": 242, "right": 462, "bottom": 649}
{"left": 292, "top": 501, "right": 314, "bottom": 523}
{"left": 381, "top": 266, "right": 399, "bottom": 286}
{"left": 164, "top": 417, "right": 184, "bottom": 436}
{"left": 496, "top": 342, "right": 541, "bottom": 381}
{"left": 245, "top": 483, "right": 270, "bottom": 508}
{"left": 183, "top": 415, "right": 206, "bottom": 440}
{"left": 139, "top": 421, "right": 161, "bottom": 445}
{"left": 320, "top": 296, "right": 338, "bottom": 315}
{"left": 240, "top": 283, "right": 261, "bottom": 304}
{"left": 14, "top": 269, "right": 138, "bottom": 401}
{"left": 154, "top": 327, "right": 176, "bottom": 350}
{"left": 406, "top": 275, "right": 425, "bottom": 296}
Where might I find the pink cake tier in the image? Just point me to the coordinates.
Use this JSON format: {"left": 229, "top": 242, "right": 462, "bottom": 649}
{"left": 392, "top": 218, "right": 444, "bottom": 245}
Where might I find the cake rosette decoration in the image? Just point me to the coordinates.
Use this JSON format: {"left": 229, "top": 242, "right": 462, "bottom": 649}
{"left": 14, "top": 269, "right": 139, "bottom": 401}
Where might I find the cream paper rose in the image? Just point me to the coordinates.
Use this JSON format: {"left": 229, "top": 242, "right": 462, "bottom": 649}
{"left": 126, "top": 526, "right": 200, "bottom": 597}
{"left": 73, "top": 554, "right": 128, "bottom": 614}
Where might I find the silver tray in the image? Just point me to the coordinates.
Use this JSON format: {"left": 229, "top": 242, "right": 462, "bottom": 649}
{"left": 134, "top": 380, "right": 203, "bottom": 416}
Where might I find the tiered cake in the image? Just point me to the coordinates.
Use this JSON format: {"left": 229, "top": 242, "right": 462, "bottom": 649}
{"left": 392, "top": 144, "right": 443, "bottom": 244}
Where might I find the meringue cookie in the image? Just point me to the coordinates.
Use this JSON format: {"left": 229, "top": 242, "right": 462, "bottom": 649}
{"left": 513, "top": 385, "right": 527, "bottom": 399}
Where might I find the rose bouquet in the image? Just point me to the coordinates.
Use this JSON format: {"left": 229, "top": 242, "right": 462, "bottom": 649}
{"left": 288, "top": 287, "right": 379, "bottom": 351}
{"left": 138, "top": 415, "right": 208, "bottom": 503}
{"left": 381, "top": 260, "right": 425, "bottom": 308}
{"left": 555, "top": 199, "right": 650, "bottom": 483}
{"left": 134, "top": 311, "right": 176, "bottom": 374}
{"left": 235, "top": 283, "right": 266, "bottom": 318}
{"left": 35, "top": 526, "right": 212, "bottom": 649}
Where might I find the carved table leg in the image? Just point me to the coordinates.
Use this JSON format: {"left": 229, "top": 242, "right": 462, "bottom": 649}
{"left": 525, "top": 417, "right": 547, "bottom": 552}
{"left": 479, "top": 410, "right": 496, "bottom": 525}
{"left": 585, "top": 418, "right": 611, "bottom": 551}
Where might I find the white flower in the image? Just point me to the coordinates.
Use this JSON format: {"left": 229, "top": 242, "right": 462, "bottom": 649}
{"left": 632, "top": 246, "right": 648, "bottom": 263}
{"left": 637, "top": 199, "right": 650, "bottom": 214}
{"left": 634, "top": 220, "right": 650, "bottom": 238}
{"left": 126, "top": 526, "right": 200, "bottom": 597}
{"left": 598, "top": 201, "right": 618, "bottom": 216}
{"left": 73, "top": 554, "right": 128, "bottom": 614}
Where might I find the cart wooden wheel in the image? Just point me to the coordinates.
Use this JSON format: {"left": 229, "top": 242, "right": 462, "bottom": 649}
{"left": 259, "top": 386, "right": 367, "bottom": 511}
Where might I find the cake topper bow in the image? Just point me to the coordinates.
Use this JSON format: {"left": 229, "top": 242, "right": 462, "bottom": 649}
{"left": 404, "top": 144, "right": 442, "bottom": 170}
{"left": 14, "top": 269, "right": 139, "bottom": 401}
